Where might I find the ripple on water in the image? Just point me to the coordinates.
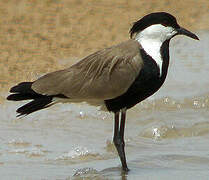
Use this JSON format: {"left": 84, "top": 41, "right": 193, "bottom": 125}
{"left": 140, "top": 121, "right": 209, "bottom": 140}
{"left": 7, "top": 138, "right": 31, "bottom": 147}
{"left": 71, "top": 168, "right": 107, "bottom": 180}
{"left": 53, "top": 147, "right": 104, "bottom": 164}
{"left": 8, "top": 146, "right": 48, "bottom": 158}
{"left": 137, "top": 95, "right": 209, "bottom": 112}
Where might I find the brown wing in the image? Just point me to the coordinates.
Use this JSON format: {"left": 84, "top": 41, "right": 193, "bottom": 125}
{"left": 32, "top": 40, "right": 143, "bottom": 100}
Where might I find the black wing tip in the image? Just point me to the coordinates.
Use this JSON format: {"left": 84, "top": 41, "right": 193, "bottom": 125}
{"left": 16, "top": 108, "right": 29, "bottom": 117}
{"left": 7, "top": 81, "right": 68, "bottom": 116}
{"left": 7, "top": 81, "right": 42, "bottom": 101}
{"left": 16, "top": 112, "right": 27, "bottom": 118}
{"left": 9, "top": 82, "right": 33, "bottom": 93}
{"left": 15, "top": 97, "right": 53, "bottom": 117}
{"left": 7, "top": 94, "right": 13, "bottom": 101}
{"left": 7, "top": 93, "right": 39, "bottom": 101}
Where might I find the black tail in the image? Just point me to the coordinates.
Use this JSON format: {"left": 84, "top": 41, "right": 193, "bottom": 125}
{"left": 7, "top": 82, "right": 53, "bottom": 117}
{"left": 16, "top": 96, "right": 53, "bottom": 117}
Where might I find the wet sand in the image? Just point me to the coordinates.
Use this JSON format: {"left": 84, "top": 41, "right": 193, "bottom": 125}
{"left": 1, "top": 1, "right": 209, "bottom": 180}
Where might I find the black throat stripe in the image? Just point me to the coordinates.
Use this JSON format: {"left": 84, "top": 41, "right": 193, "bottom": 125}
{"left": 105, "top": 40, "right": 170, "bottom": 112}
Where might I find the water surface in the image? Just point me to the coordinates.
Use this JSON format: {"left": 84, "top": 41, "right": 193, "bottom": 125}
{"left": 0, "top": 30, "right": 209, "bottom": 180}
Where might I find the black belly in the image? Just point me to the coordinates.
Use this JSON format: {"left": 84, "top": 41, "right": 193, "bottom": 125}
{"left": 105, "top": 48, "right": 168, "bottom": 112}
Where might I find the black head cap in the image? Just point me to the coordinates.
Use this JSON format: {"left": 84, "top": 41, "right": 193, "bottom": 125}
{"left": 130, "top": 12, "right": 180, "bottom": 38}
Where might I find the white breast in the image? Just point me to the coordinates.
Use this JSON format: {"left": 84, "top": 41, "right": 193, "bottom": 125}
{"left": 134, "top": 24, "right": 177, "bottom": 76}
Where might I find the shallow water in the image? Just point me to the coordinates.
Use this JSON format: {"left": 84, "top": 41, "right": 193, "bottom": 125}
{"left": 1, "top": 30, "right": 209, "bottom": 180}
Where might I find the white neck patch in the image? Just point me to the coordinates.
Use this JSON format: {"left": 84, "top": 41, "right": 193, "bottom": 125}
{"left": 135, "top": 24, "right": 177, "bottom": 76}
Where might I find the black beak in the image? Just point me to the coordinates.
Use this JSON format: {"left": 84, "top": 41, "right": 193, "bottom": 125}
{"left": 177, "top": 27, "right": 199, "bottom": 40}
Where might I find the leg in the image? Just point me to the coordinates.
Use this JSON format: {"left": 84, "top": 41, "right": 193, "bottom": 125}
{"left": 113, "top": 109, "right": 129, "bottom": 172}
{"left": 114, "top": 111, "right": 119, "bottom": 139}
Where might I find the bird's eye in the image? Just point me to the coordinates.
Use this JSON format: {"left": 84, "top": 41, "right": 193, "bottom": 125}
{"left": 161, "top": 20, "right": 169, "bottom": 27}
{"left": 161, "top": 23, "right": 168, "bottom": 27}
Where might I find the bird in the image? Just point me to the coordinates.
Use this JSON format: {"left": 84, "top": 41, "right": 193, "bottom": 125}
{"left": 7, "top": 12, "right": 199, "bottom": 172}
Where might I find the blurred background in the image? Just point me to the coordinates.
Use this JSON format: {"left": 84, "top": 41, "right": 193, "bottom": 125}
{"left": 1, "top": 1, "right": 209, "bottom": 179}
{"left": 0, "top": 0, "right": 208, "bottom": 94}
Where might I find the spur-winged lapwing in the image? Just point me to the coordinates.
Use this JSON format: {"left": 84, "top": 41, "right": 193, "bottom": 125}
{"left": 7, "top": 12, "right": 199, "bottom": 172}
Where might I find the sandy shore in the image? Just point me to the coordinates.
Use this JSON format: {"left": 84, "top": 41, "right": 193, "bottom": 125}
{"left": 0, "top": 0, "right": 208, "bottom": 93}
